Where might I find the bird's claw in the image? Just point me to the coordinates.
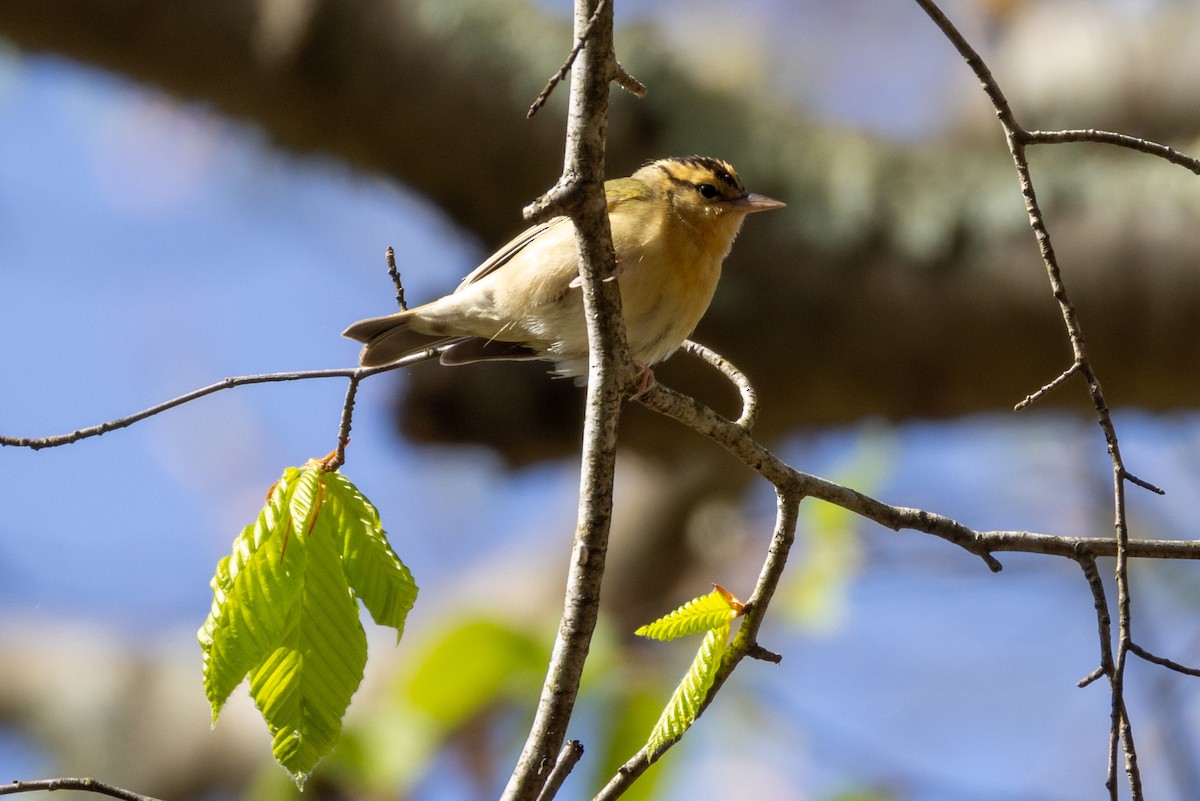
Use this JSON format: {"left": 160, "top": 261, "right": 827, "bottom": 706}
{"left": 630, "top": 361, "right": 656, "bottom": 399}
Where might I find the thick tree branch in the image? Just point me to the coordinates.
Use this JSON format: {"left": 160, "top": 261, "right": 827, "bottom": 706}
{"left": 501, "top": 0, "right": 630, "bottom": 798}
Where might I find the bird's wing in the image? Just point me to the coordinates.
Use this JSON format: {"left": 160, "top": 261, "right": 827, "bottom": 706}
{"left": 454, "top": 216, "right": 571, "bottom": 291}
{"left": 452, "top": 189, "right": 640, "bottom": 292}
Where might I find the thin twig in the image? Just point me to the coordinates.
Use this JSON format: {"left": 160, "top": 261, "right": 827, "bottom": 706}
{"left": 328, "top": 373, "right": 363, "bottom": 470}
{"left": 0, "top": 353, "right": 438, "bottom": 451}
{"left": 1078, "top": 666, "right": 1107, "bottom": 689}
{"left": 527, "top": 0, "right": 609, "bottom": 118}
{"left": 385, "top": 245, "right": 407, "bottom": 311}
{"left": 1076, "top": 546, "right": 1119, "bottom": 797}
{"left": 681, "top": 340, "right": 758, "bottom": 430}
{"left": 638, "top": 379, "right": 1200, "bottom": 563}
{"left": 1121, "top": 469, "right": 1164, "bottom": 496}
{"left": 2, "top": 369, "right": 356, "bottom": 449}
{"left": 639, "top": 381, "right": 1006, "bottom": 570}
{"left": 1077, "top": 553, "right": 1115, "bottom": 681}
{"left": 746, "top": 644, "right": 783, "bottom": 664}
{"left": 1128, "top": 642, "right": 1200, "bottom": 678}
{"left": 1024, "top": 129, "right": 1200, "bottom": 175}
{"left": 1014, "top": 361, "right": 1082, "bottom": 411}
{"left": 0, "top": 778, "right": 162, "bottom": 801}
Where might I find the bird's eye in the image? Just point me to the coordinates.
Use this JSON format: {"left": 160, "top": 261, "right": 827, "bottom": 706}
{"left": 697, "top": 183, "right": 719, "bottom": 199}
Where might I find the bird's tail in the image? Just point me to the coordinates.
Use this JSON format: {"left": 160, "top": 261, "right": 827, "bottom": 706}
{"left": 342, "top": 311, "right": 455, "bottom": 368}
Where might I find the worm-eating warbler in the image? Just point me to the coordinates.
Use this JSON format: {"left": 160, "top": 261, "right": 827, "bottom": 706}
{"left": 343, "top": 156, "right": 784, "bottom": 386}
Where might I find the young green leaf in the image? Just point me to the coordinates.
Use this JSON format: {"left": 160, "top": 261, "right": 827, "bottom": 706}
{"left": 198, "top": 463, "right": 418, "bottom": 787}
{"left": 248, "top": 498, "right": 367, "bottom": 787}
{"left": 634, "top": 587, "right": 740, "bottom": 641}
{"left": 324, "top": 471, "right": 418, "bottom": 639}
{"left": 645, "top": 621, "right": 731, "bottom": 760}
{"left": 199, "top": 471, "right": 305, "bottom": 719}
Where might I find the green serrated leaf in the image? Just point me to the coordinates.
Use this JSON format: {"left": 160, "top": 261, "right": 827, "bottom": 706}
{"left": 324, "top": 472, "right": 418, "bottom": 640}
{"left": 645, "top": 621, "right": 730, "bottom": 761}
{"left": 248, "top": 480, "right": 368, "bottom": 787}
{"left": 199, "top": 470, "right": 305, "bottom": 720}
{"left": 200, "top": 464, "right": 416, "bottom": 787}
{"left": 635, "top": 590, "right": 737, "bottom": 641}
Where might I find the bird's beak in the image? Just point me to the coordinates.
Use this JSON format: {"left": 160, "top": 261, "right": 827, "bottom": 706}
{"left": 729, "top": 193, "right": 787, "bottom": 213}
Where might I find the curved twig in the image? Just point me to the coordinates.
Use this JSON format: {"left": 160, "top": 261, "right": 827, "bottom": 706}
{"left": 681, "top": 339, "right": 758, "bottom": 430}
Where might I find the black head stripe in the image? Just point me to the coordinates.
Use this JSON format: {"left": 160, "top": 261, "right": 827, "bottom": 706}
{"left": 682, "top": 156, "right": 739, "bottom": 188}
{"left": 652, "top": 156, "right": 746, "bottom": 197}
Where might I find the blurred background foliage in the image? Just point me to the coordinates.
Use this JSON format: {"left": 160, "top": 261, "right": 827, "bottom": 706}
{"left": 2, "top": 0, "right": 1200, "bottom": 799}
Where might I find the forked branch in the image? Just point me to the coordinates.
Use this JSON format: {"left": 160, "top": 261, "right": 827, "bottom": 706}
{"left": 912, "top": 0, "right": 1198, "bottom": 797}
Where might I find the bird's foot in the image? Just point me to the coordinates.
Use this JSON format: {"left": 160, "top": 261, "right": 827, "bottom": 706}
{"left": 630, "top": 361, "right": 657, "bottom": 399}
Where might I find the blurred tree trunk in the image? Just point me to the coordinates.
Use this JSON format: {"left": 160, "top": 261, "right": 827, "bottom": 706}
{"left": 4, "top": 0, "right": 1199, "bottom": 618}
{"left": 3, "top": 0, "right": 1195, "bottom": 448}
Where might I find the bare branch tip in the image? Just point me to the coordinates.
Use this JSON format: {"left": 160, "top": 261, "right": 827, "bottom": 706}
{"left": 385, "top": 245, "right": 407, "bottom": 311}
{"left": 1025, "top": 128, "right": 1200, "bottom": 175}
{"left": 527, "top": 80, "right": 561, "bottom": 119}
{"left": 1128, "top": 641, "right": 1200, "bottom": 677}
{"left": 1122, "top": 471, "right": 1164, "bottom": 496}
{"left": 523, "top": 182, "right": 576, "bottom": 224}
{"left": 747, "top": 644, "right": 783, "bottom": 664}
{"left": 615, "top": 63, "right": 646, "bottom": 97}
{"left": 1078, "top": 666, "right": 1108, "bottom": 688}
{"left": 528, "top": 0, "right": 615, "bottom": 119}
{"left": 1015, "top": 362, "right": 1082, "bottom": 411}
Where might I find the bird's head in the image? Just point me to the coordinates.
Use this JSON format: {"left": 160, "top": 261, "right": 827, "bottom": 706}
{"left": 632, "top": 155, "right": 785, "bottom": 249}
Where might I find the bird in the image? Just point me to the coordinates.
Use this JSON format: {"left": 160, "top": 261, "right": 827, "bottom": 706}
{"left": 342, "top": 156, "right": 785, "bottom": 393}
